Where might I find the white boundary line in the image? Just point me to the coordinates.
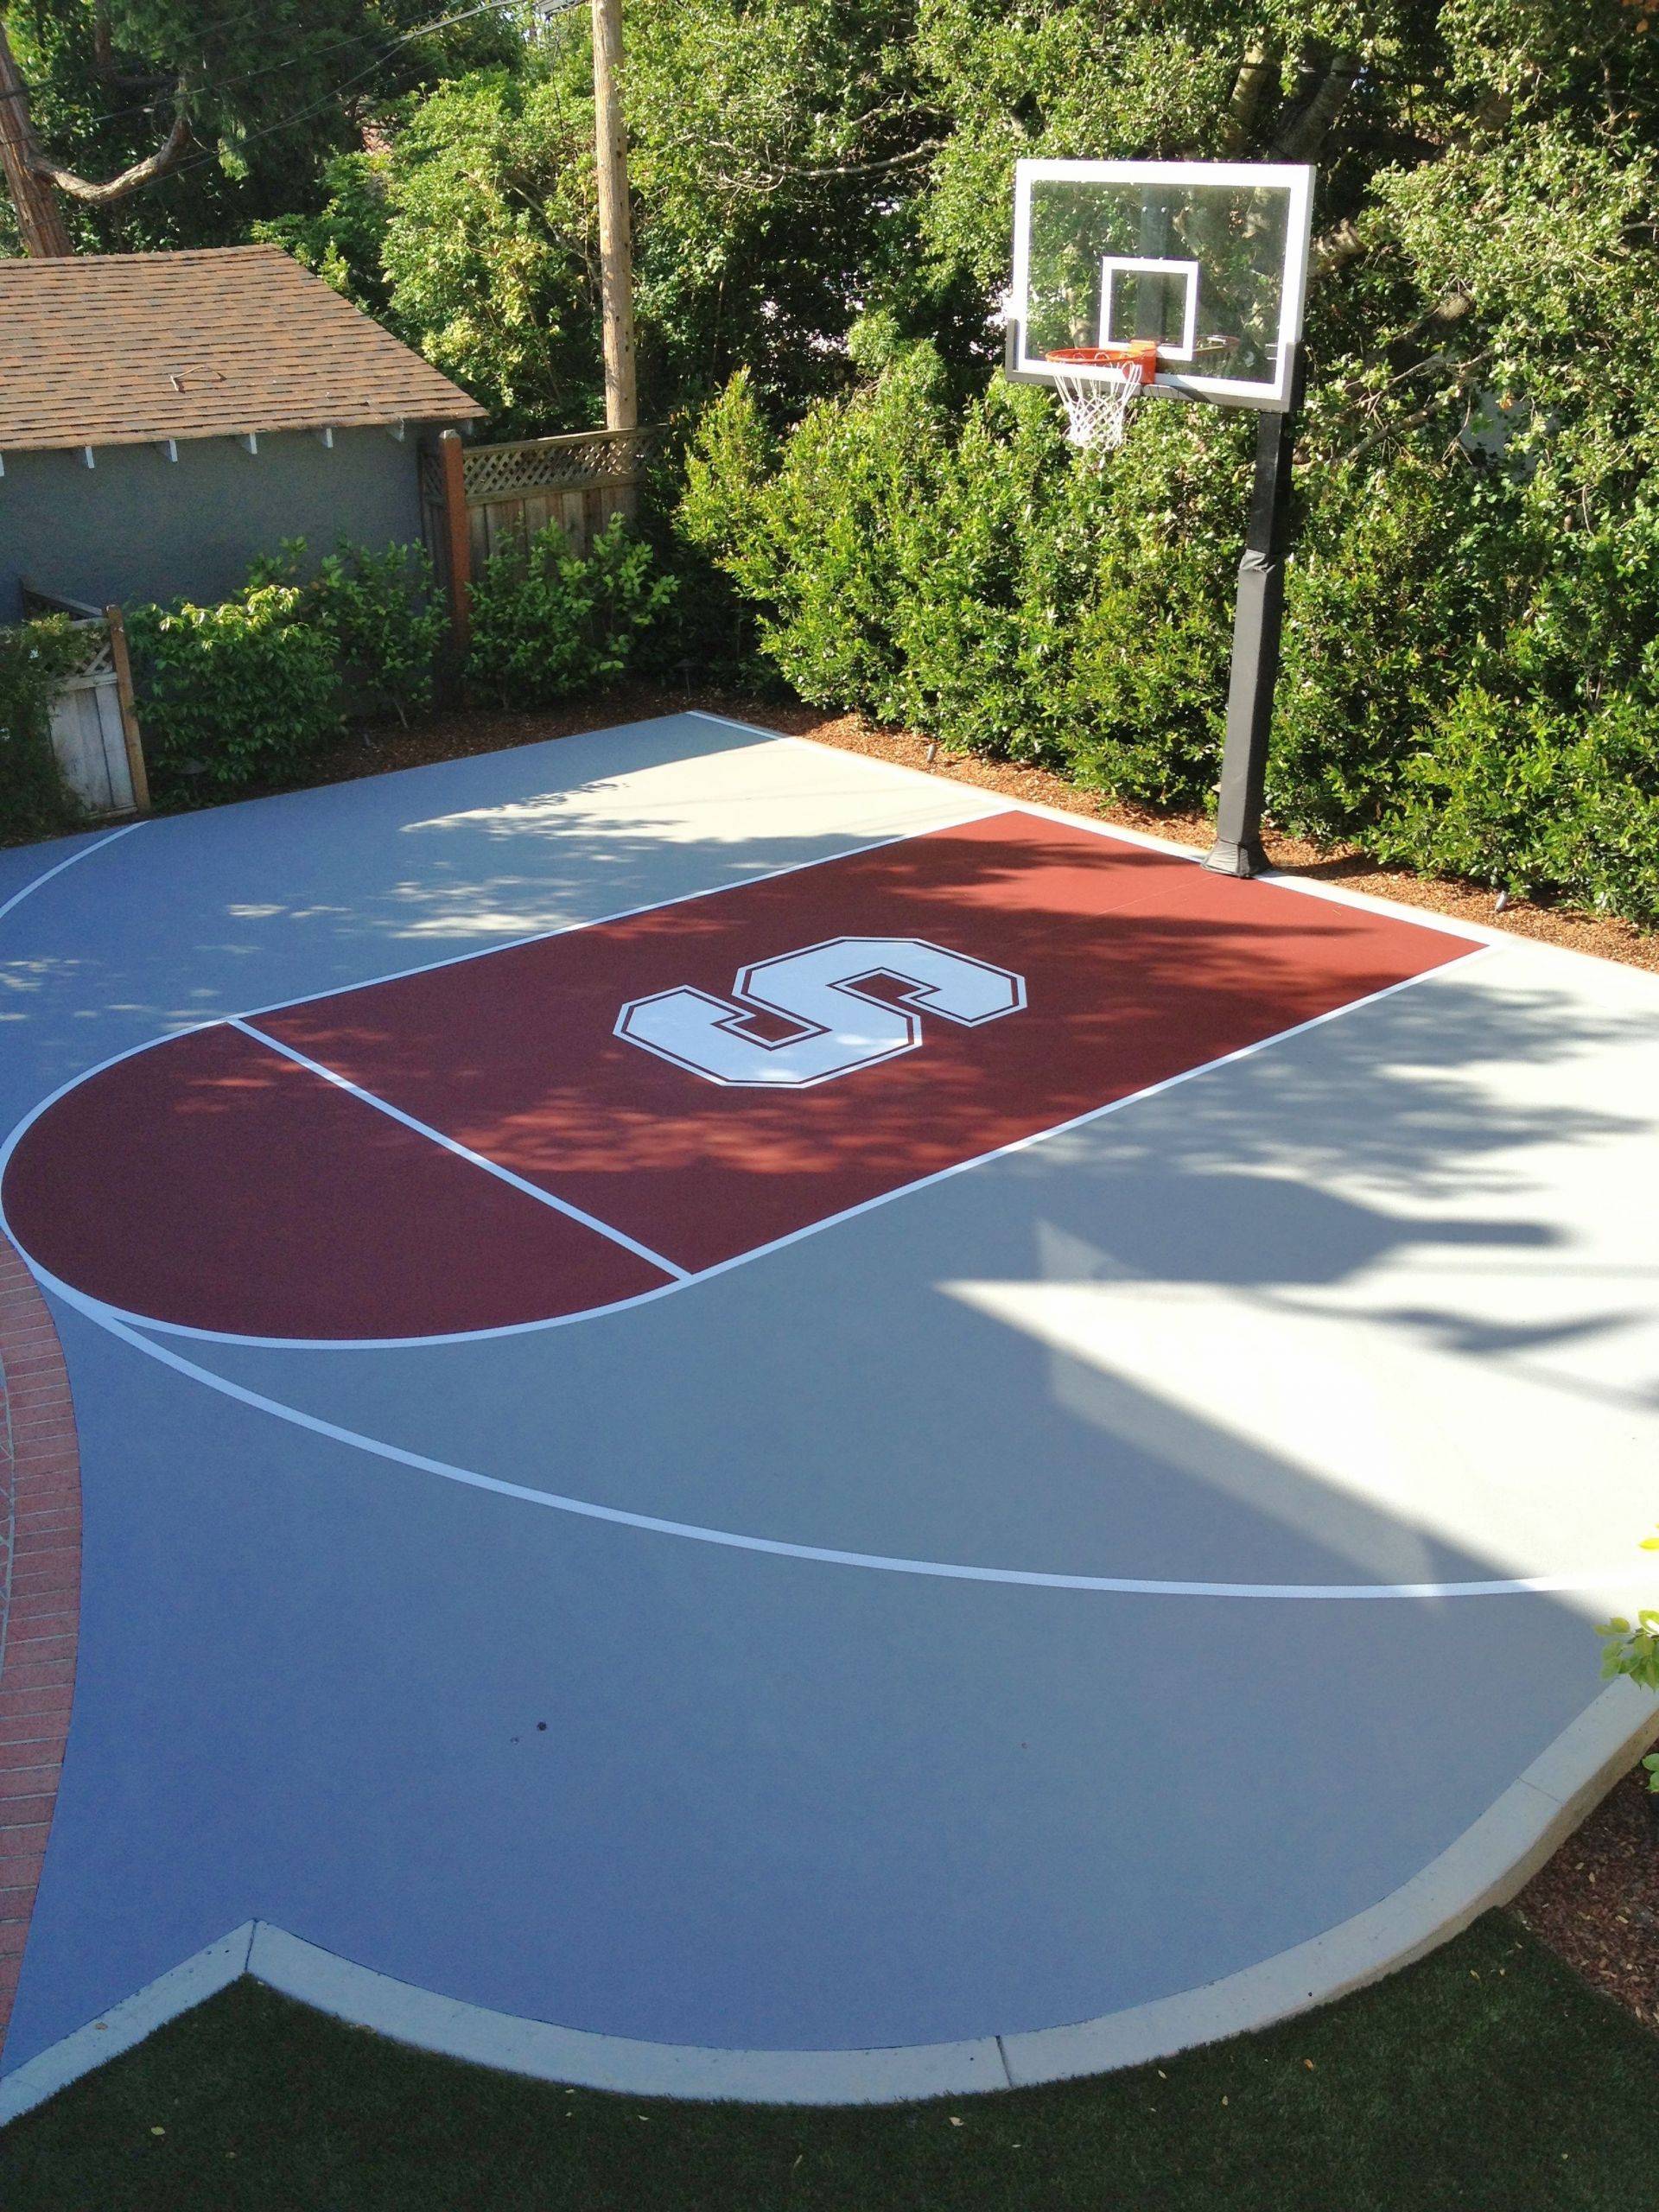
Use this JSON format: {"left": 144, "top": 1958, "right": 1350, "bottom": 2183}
{"left": 0, "top": 821, "right": 144, "bottom": 928}
{"left": 231, "top": 1020, "right": 688, "bottom": 1281}
{"left": 2, "top": 725, "right": 1643, "bottom": 1599}
{"left": 5, "top": 1679, "right": 1656, "bottom": 2120}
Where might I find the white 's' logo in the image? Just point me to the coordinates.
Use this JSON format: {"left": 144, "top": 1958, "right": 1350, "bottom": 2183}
{"left": 615, "top": 937, "right": 1027, "bottom": 1089}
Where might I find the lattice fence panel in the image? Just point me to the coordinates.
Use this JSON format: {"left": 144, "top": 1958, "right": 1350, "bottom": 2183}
{"left": 462, "top": 428, "right": 662, "bottom": 502}
{"left": 20, "top": 594, "right": 113, "bottom": 681}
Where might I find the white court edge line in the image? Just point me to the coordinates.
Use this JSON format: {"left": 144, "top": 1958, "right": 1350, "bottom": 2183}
{"left": 721, "top": 713, "right": 1659, "bottom": 972}
{"left": 229, "top": 1020, "right": 689, "bottom": 1282}
{"left": 24, "top": 960, "right": 1659, "bottom": 1597}
{"left": 29, "top": 952, "right": 1659, "bottom": 1596}
{"left": 0, "top": 819, "right": 144, "bottom": 928}
{"left": 3, "top": 949, "right": 1495, "bottom": 1356}
{"left": 0, "top": 743, "right": 1613, "bottom": 1596}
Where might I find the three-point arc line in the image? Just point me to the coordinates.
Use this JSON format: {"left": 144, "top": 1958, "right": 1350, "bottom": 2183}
{"left": 6, "top": 805, "right": 1656, "bottom": 1604}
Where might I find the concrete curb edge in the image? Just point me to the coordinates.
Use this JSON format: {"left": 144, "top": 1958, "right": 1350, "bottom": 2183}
{"left": 3, "top": 1680, "right": 1655, "bottom": 2124}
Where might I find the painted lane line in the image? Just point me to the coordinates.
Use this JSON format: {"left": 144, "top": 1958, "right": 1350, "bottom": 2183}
{"left": 5, "top": 951, "right": 1497, "bottom": 1353}
{"left": 0, "top": 821, "right": 145, "bottom": 930}
{"left": 229, "top": 1019, "right": 690, "bottom": 1283}
{"left": 0, "top": 823, "right": 1635, "bottom": 1603}
{"left": 39, "top": 1278, "right": 1659, "bottom": 1601}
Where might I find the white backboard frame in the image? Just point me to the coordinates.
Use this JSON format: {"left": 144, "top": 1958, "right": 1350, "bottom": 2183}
{"left": 1007, "top": 160, "right": 1316, "bottom": 412}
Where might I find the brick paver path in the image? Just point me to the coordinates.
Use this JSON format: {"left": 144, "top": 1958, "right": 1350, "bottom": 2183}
{"left": 0, "top": 1234, "right": 80, "bottom": 2056}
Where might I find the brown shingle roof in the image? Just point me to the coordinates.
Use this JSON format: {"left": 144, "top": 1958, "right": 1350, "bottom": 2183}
{"left": 0, "top": 244, "right": 485, "bottom": 451}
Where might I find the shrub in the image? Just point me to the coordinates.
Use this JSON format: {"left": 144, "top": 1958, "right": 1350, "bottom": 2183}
{"left": 679, "top": 358, "right": 1659, "bottom": 930}
{"left": 466, "top": 516, "right": 677, "bottom": 709}
{"left": 1056, "top": 404, "right": 1254, "bottom": 809}
{"left": 250, "top": 538, "right": 446, "bottom": 726}
{"left": 125, "top": 585, "right": 343, "bottom": 798}
{"left": 681, "top": 353, "right": 1252, "bottom": 794}
{"left": 1378, "top": 690, "right": 1659, "bottom": 923}
{"left": 0, "top": 615, "right": 85, "bottom": 842}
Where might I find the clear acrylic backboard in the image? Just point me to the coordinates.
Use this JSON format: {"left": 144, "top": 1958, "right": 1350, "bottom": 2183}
{"left": 1007, "top": 161, "right": 1315, "bottom": 412}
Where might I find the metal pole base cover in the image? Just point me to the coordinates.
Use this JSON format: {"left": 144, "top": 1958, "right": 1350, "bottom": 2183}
{"left": 1203, "top": 835, "right": 1269, "bottom": 879}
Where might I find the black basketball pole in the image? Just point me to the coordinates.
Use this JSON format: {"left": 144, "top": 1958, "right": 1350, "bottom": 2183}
{"left": 1205, "top": 346, "right": 1305, "bottom": 878}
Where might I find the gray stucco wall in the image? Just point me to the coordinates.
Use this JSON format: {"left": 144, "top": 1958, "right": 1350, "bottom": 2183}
{"left": 0, "top": 424, "right": 442, "bottom": 621}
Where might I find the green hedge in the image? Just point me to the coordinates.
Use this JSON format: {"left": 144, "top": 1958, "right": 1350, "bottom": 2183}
{"left": 466, "top": 516, "right": 677, "bottom": 709}
{"left": 125, "top": 540, "right": 444, "bottom": 801}
{"left": 127, "top": 585, "right": 343, "bottom": 798}
{"left": 251, "top": 540, "right": 448, "bottom": 728}
{"left": 680, "top": 357, "right": 1659, "bottom": 927}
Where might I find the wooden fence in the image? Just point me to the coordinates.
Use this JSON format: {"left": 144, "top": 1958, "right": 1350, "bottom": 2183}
{"left": 21, "top": 586, "right": 149, "bottom": 817}
{"left": 422, "top": 425, "right": 664, "bottom": 642}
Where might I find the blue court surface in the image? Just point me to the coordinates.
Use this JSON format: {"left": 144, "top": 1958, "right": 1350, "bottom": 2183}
{"left": 3, "top": 711, "right": 1658, "bottom": 2112}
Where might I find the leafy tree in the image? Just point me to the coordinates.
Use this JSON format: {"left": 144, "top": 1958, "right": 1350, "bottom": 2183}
{"left": 623, "top": 0, "right": 963, "bottom": 413}
{"left": 374, "top": 60, "right": 602, "bottom": 429}
{"left": 1, "top": 0, "right": 524, "bottom": 254}
{"left": 272, "top": 0, "right": 956, "bottom": 428}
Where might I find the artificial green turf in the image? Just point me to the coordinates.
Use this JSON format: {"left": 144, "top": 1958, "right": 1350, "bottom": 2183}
{"left": 3, "top": 1912, "right": 1655, "bottom": 2211}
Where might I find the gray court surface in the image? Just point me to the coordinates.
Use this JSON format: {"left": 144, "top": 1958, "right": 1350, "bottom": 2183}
{"left": 3, "top": 713, "right": 1658, "bottom": 2113}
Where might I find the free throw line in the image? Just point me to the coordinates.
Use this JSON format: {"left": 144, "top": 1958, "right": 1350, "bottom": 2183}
{"left": 230, "top": 1019, "right": 690, "bottom": 1283}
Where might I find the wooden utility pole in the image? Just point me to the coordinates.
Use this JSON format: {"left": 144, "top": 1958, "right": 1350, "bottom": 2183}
{"left": 438, "top": 429, "right": 473, "bottom": 646}
{"left": 0, "top": 17, "right": 73, "bottom": 256}
{"left": 590, "top": 0, "right": 637, "bottom": 432}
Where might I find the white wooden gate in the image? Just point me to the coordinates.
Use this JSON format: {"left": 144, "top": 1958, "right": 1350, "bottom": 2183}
{"left": 22, "top": 589, "right": 149, "bottom": 817}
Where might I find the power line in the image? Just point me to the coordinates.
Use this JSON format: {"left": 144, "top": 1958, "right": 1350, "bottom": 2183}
{"left": 31, "top": 0, "right": 550, "bottom": 138}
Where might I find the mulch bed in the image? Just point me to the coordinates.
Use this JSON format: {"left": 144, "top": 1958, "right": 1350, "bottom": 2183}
{"left": 1511, "top": 1766, "right": 1659, "bottom": 2031}
{"left": 16, "top": 682, "right": 1659, "bottom": 2029}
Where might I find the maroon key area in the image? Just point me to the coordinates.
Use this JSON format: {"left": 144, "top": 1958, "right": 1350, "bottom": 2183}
{"left": 1, "top": 812, "right": 1475, "bottom": 1340}
{"left": 1, "top": 1026, "right": 671, "bottom": 1338}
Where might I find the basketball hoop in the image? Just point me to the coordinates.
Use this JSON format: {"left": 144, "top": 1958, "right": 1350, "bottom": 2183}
{"left": 1046, "top": 341, "right": 1160, "bottom": 454}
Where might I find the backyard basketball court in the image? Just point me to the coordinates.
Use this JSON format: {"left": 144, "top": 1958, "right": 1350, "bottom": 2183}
{"left": 2, "top": 707, "right": 1658, "bottom": 2117}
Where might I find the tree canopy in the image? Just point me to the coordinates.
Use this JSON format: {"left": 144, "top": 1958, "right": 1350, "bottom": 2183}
{"left": 3, "top": 0, "right": 1658, "bottom": 918}
{"left": 9, "top": 0, "right": 1656, "bottom": 461}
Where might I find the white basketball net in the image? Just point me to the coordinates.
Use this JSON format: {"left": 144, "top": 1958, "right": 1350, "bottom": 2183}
{"left": 1049, "top": 356, "right": 1147, "bottom": 454}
